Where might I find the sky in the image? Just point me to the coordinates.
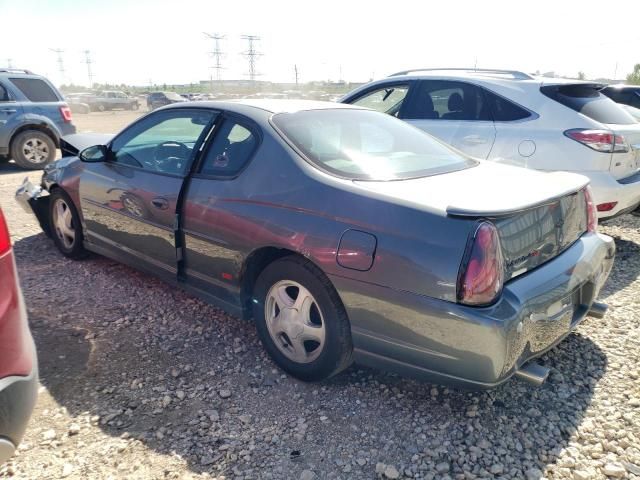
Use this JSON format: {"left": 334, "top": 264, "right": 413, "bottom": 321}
{"left": 1, "top": 0, "right": 639, "bottom": 88}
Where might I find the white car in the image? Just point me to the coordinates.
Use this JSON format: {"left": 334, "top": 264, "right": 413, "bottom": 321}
{"left": 340, "top": 69, "right": 640, "bottom": 220}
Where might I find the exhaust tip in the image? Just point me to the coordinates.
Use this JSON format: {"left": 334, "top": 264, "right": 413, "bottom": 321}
{"left": 514, "top": 362, "right": 550, "bottom": 387}
{"left": 587, "top": 302, "right": 608, "bottom": 319}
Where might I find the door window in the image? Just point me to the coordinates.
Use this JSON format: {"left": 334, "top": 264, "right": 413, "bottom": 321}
{"left": 110, "top": 109, "right": 216, "bottom": 175}
{"left": 0, "top": 84, "right": 9, "bottom": 102}
{"left": 403, "top": 80, "right": 491, "bottom": 121}
{"left": 9, "top": 78, "right": 59, "bottom": 102}
{"left": 350, "top": 85, "right": 409, "bottom": 117}
{"left": 199, "top": 119, "right": 258, "bottom": 176}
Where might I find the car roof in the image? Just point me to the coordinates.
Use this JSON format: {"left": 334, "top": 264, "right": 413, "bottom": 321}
{"left": 166, "top": 99, "right": 360, "bottom": 115}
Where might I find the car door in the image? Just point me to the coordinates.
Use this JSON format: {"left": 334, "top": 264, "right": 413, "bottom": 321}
{"left": 0, "top": 81, "right": 23, "bottom": 151}
{"left": 78, "top": 108, "right": 217, "bottom": 280}
{"left": 401, "top": 80, "right": 496, "bottom": 159}
{"left": 180, "top": 114, "right": 260, "bottom": 309}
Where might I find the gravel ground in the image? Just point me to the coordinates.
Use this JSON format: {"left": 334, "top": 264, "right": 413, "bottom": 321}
{"left": 0, "top": 112, "right": 639, "bottom": 479}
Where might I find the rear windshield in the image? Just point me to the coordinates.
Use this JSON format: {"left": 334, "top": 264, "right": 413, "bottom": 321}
{"left": 272, "top": 109, "right": 476, "bottom": 180}
{"left": 541, "top": 84, "right": 635, "bottom": 125}
{"left": 9, "top": 77, "right": 59, "bottom": 102}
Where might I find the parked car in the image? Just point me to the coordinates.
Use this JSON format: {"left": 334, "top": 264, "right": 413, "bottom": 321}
{"left": 601, "top": 85, "right": 640, "bottom": 109}
{"left": 621, "top": 104, "right": 640, "bottom": 122}
{"left": 340, "top": 69, "right": 640, "bottom": 220}
{"left": 88, "top": 90, "right": 140, "bottom": 112}
{"left": 16, "top": 100, "right": 614, "bottom": 389}
{"left": 64, "top": 93, "right": 92, "bottom": 114}
{"left": 0, "top": 205, "right": 38, "bottom": 463}
{"left": 0, "top": 68, "right": 76, "bottom": 169}
{"left": 146, "top": 91, "right": 187, "bottom": 110}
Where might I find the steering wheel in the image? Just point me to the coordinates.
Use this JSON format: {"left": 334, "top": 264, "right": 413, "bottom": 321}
{"left": 152, "top": 141, "right": 190, "bottom": 171}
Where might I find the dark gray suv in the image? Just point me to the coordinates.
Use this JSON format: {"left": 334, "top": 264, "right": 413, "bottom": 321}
{"left": 0, "top": 68, "right": 76, "bottom": 169}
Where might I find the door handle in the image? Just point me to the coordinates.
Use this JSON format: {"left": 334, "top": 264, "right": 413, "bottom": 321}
{"left": 151, "top": 197, "right": 169, "bottom": 210}
{"left": 462, "top": 135, "right": 487, "bottom": 145}
{"left": 0, "top": 108, "right": 16, "bottom": 113}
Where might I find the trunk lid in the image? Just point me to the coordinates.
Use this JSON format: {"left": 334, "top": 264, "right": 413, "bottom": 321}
{"left": 606, "top": 123, "right": 640, "bottom": 180}
{"left": 353, "top": 162, "right": 588, "bottom": 279}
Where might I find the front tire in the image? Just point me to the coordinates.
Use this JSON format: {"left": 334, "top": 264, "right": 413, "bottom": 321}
{"left": 49, "top": 189, "right": 88, "bottom": 259}
{"left": 252, "top": 256, "right": 353, "bottom": 382}
{"left": 11, "top": 130, "right": 56, "bottom": 169}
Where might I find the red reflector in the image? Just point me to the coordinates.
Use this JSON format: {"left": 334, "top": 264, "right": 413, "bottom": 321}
{"left": 221, "top": 272, "right": 233, "bottom": 280}
{"left": 584, "top": 187, "right": 598, "bottom": 232}
{"left": 60, "top": 105, "right": 73, "bottom": 123}
{"left": 596, "top": 202, "right": 618, "bottom": 212}
{"left": 0, "top": 208, "right": 11, "bottom": 255}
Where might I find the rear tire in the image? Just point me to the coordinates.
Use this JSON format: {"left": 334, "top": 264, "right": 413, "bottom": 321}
{"left": 49, "top": 189, "right": 88, "bottom": 259}
{"left": 97, "top": 104, "right": 106, "bottom": 112}
{"left": 252, "top": 256, "right": 353, "bottom": 382}
{"left": 11, "top": 130, "right": 56, "bottom": 169}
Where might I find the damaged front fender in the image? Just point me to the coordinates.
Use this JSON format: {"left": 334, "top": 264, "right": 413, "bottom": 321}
{"left": 15, "top": 178, "right": 52, "bottom": 237}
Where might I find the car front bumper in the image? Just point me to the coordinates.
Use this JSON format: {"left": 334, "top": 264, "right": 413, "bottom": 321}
{"left": 330, "top": 232, "right": 615, "bottom": 389}
{"left": 15, "top": 178, "right": 51, "bottom": 236}
{"left": 586, "top": 170, "right": 640, "bottom": 220}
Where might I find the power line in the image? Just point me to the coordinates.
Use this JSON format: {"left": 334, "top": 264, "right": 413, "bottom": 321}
{"left": 203, "top": 32, "right": 225, "bottom": 83}
{"left": 49, "top": 48, "right": 65, "bottom": 83}
{"left": 241, "top": 35, "right": 262, "bottom": 82}
{"left": 82, "top": 50, "right": 94, "bottom": 88}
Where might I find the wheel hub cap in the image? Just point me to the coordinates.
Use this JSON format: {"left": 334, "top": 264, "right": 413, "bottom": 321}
{"left": 22, "top": 138, "right": 49, "bottom": 163}
{"left": 52, "top": 198, "right": 75, "bottom": 249}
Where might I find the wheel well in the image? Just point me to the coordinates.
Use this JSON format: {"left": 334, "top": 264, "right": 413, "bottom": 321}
{"left": 10, "top": 124, "right": 59, "bottom": 150}
{"left": 240, "top": 247, "right": 305, "bottom": 319}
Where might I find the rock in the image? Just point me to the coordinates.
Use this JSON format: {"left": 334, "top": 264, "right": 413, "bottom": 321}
{"left": 526, "top": 468, "right": 543, "bottom": 480}
{"left": 42, "top": 429, "right": 56, "bottom": 440}
{"left": 300, "top": 470, "right": 316, "bottom": 480}
{"left": 602, "top": 463, "right": 626, "bottom": 478}
{"left": 376, "top": 463, "right": 387, "bottom": 475}
{"left": 68, "top": 423, "right": 80, "bottom": 436}
{"left": 61, "top": 463, "right": 73, "bottom": 478}
{"left": 162, "top": 395, "right": 171, "bottom": 407}
{"left": 384, "top": 465, "right": 400, "bottom": 479}
{"left": 490, "top": 464, "right": 504, "bottom": 475}
{"left": 200, "top": 456, "right": 215, "bottom": 466}
{"left": 436, "top": 462, "right": 450, "bottom": 473}
{"left": 176, "top": 390, "right": 185, "bottom": 400}
{"left": 573, "top": 469, "right": 596, "bottom": 480}
{"left": 238, "top": 414, "right": 251, "bottom": 424}
{"left": 219, "top": 389, "right": 232, "bottom": 399}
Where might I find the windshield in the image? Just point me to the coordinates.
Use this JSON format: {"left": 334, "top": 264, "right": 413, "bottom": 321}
{"left": 164, "top": 92, "right": 183, "bottom": 101}
{"left": 272, "top": 109, "right": 475, "bottom": 180}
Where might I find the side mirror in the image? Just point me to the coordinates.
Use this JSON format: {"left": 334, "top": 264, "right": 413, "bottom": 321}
{"left": 79, "top": 144, "right": 109, "bottom": 162}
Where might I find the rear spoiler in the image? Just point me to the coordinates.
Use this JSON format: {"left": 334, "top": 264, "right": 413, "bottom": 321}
{"left": 60, "top": 133, "right": 114, "bottom": 157}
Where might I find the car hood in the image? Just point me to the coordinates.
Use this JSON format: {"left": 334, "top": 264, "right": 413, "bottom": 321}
{"left": 353, "top": 161, "right": 589, "bottom": 216}
{"left": 60, "top": 133, "right": 115, "bottom": 157}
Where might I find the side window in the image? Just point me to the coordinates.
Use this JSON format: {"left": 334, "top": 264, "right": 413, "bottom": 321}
{"left": 0, "top": 83, "right": 10, "bottom": 102}
{"left": 483, "top": 89, "right": 531, "bottom": 121}
{"left": 631, "top": 92, "right": 640, "bottom": 109}
{"left": 403, "top": 81, "right": 491, "bottom": 121}
{"left": 9, "top": 78, "right": 59, "bottom": 102}
{"left": 351, "top": 85, "right": 409, "bottom": 117}
{"left": 200, "top": 119, "right": 257, "bottom": 176}
{"left": 110, "top": 109, "right": 216, "bottom": 175}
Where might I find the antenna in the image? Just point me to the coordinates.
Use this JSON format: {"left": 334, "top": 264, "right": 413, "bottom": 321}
{"left": 49, "top": 48, "right": 65, "bottom": 83}
{"left": 203, "top": 32, "right": 225, "bottom": 84}
{"left": 82, "top": 50, "right": 94, "bottom": 88}
{"left": 241, "top": 35, "right": 262, "bottom": 82}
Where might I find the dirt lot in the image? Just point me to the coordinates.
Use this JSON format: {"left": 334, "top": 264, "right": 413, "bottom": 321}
{"left": 0, "top": 110, "right": 639, "bottom": 479}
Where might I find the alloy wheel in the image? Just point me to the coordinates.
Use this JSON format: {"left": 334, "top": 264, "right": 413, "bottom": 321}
{"left": 21, "top": 138, "right": 50, "bottom": 164}
{"left": 52, "top": 198, "right": 75, "bottom": 249}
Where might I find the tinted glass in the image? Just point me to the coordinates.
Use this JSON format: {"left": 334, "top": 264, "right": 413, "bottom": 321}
{"left": 403, "top": 80, "right": 491, "bottom": 121}
{"left": 200, "top": 120, "right": 257, "bottom": 176}
{"left": 273, "top": 109, "right": 476, "bottom": 180}
{"left": 9, "top": 77, "right": 59, "bottom": 102}
{"left": 484, "top": 89, "right": 531, "bottom": 121}
{"left": 350, "top": 85, "right": 408, "bottom": 116}
{"left": 165, "top": 92, "right": 183, "bottom": 101}
{"left": 0, "top": 83, "right": 9, "bottom": 102}
{"left": 111, "top": 109, "right": 215, "bottom": 175}
{"left": 541, "top": 85, "right": 635, "bottom": 125}
{"left": 631, "top": 92, "right": 640, "bottom": 109}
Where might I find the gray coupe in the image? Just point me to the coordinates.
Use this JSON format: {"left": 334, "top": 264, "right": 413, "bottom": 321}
{"left": 16, "top": 100, "right": 615, "bottom": 388}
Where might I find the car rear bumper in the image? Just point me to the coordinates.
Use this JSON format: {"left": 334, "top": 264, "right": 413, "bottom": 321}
{"left": 331, "top": 232, "right": 615, "bottom": 389}
{"left": 585, "top": 170, "right": 640, "bottom": 220}
{"left": 0, "top": 349, "right": 38, "bottom": 463}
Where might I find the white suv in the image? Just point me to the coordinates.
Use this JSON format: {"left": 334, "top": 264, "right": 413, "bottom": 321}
{"left": 340, "top": 69, "right": 640, "bottom": 220}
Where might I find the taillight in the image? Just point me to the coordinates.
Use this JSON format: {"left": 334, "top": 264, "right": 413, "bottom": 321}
{"left": 564, "top": 129, "right": 629, "bottom": 153}
{"left": 60, "top": 105, "right": 73, "bottom": 123}
{"left": 457, "top": 221, "right": 504, "bottom": 306}
{"left": 583, "top": 186, "right": 598, "bottom": 232}
{"left": 596, "top": 202, "right": 617, "bottom": 213}
{"left": 0, "top": 207, "right": 11, "bottom": 255}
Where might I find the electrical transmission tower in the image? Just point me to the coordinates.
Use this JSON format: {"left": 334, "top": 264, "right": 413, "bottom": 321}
{"left": 6, "top": 58, "right": 13, "bottom": 68}
{"left": 203, "top": 33, "right": 225, "bottom": 83}
{"left": 82, "top": 50, "right": 94, "bottom": 88}
{"left": 241, "top": 35, "right": 262, "bottom": 82}
{"left": 49, "top": 48, "right": 65, "bottom": 83}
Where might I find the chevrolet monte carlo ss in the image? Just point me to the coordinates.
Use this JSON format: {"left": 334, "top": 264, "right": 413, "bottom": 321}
{"left": 16, "top": 100, "right": 615, "bottom": 389}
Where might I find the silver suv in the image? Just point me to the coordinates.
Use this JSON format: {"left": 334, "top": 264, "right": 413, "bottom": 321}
{"left": 341, "top": 68, "right": 640, "bottom": 220}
